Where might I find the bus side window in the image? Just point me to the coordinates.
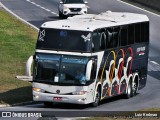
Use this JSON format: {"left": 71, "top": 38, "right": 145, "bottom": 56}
{"left": 141, "top": 22, "right": 149, "bottom": 42}
{"left": 92, "top": 30, "right": 101, "bottom": 52}
{"left": 146, "top": 22, "right": 149, "bottom": 42}
{"left": 100, "top": 32, "right": 106, "bottom": 50}
{"left": 135, "top": 23, "right": 141, "bottom": 43}
{"left": 106, "top": 28, "right": 113, "bottom": 49}
{"left": 120, "top": 26, "right": 128, "bottom": 46}
{"left": 113, "top": 27, "right": 120, "bottom": 48}
{"left": 128, "top": 24, "right": 135, "bottom": 45}
{"left": 99, "top": 29, "right": 106, "bottom": 50}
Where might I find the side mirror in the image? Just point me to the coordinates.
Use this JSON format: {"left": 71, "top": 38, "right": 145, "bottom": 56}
{"left": 85, "top": 60, "right": 93, "bottom": 81}
{"left": 26, "top": 56, "right": 33, "bottom": 77}
{"left": 33, "top": 54, "right": 36, "bottom": 60}
{"left": 84, "top": 1, "right": 88, "bottom": 4}
{"left": 60, "top": 1, "right": 63, "bottom": 4}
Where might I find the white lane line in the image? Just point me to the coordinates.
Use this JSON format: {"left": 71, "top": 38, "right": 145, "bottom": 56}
{"left": 0, "top": 2, "right": 38, "bottom": 30}
{"left": 30, "top": 1, "right": 36, "bottom": 5}
{"left": 35, "top": 4, "right": 40, "bottom": 7}
{"left": 26, "top": 0, "right": 58, "bottom": 15}
{"left": 150, "top": 61, "right": 160, "bottom": 65}
{"left": 45, "top": 9, "right": 51, "bottom": 12}
{"left": 117, "top": 0, "right": 160, "bottom": 17}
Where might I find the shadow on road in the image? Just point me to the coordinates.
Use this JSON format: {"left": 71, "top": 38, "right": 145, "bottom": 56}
{"left": 43, "top": 94, "right": 139, "bottom": 109}
{"left": 0, "top": 86, "right": 32, "bottom": 105}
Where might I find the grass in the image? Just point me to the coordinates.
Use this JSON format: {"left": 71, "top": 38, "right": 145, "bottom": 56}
{"left": 0, "top": 8, "right": 38, "bottom": 104}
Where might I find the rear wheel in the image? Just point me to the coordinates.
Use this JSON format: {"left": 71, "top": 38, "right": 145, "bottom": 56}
{"left": 132, "top": 81, "right": 137, "bottom": 96}
{"left": 125, "top": 81, "right": 132, "bottom": 99}
{"left": 92, "top": 89, "right": 100, "bottom": 107}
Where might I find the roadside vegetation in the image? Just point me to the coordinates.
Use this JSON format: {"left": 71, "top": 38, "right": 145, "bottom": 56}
{"left": 0, "top": 8, "right": 38, "bottom": 105}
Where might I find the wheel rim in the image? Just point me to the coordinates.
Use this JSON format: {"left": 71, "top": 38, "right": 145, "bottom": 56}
{"left": 132, "top": 82, "right": 137, "bottom": 94}
{"left": 127, "top": 83, "right": 131, "bottom": 96}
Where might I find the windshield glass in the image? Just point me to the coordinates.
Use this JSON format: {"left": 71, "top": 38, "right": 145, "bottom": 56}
{"left": 34, "top": 54, "right": 60, "bottom": 82}
{"left": 63, "top": 0, "right": 84, "bottom": 4}
{"left": 36, "top": 28, "right": 91, "bottom": 52}
{"left": 34, "top": 54, "right": 89, "bottom": 86}
{"left": 60, "top": 56, "right": 88, "bottom": 85}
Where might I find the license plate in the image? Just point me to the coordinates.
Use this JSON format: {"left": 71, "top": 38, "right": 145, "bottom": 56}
{"left": 53, "top": 97, "right": 62, "bottom": 101}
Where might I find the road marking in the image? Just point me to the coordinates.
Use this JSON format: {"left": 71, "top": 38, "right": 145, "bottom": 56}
{"left": 148, "top": 60, "right": 160, "bottom": 71}
{"left": 150, "top": 61, "right": 160, "bottom": 65}
{"left": 117, "top": 0, "right": 160, "bottom": 17}
{"left": 26, "top": 0, "right": 58, "bottom": 15}
{"left": 0, "top": 2, "right": 39, "bottom": 30}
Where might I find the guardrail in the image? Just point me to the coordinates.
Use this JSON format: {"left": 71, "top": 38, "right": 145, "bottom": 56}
{"left": 132, "top": 0, "right": 160, "bottom": 11}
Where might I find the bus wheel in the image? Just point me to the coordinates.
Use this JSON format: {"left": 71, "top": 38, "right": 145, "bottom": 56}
{"left": 132, "top": 81, "right": 137, "bottom": 96}
{"left": 44, "top": 102, "right": 53, "bottom": 107}
{"left": 92, "top": 89, "right": 100, "bottom": 107}
{"left": 125, "top": 81, "right": 132, "bottom": 99}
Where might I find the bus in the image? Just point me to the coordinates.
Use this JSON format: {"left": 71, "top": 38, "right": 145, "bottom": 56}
{"left": 30, "top": 11, "right": 149, "bottom": 107}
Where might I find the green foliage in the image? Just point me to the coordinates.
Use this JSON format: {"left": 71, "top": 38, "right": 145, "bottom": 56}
{"left": 0, "top": 9, "right": 38, "bottom": 104}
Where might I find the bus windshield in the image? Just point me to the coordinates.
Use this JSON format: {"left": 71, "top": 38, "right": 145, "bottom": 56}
{"left": 36, "top": 28, "right": 92, "bottom": 52}
{"left": 34, "top": 54, "right": 89, "bottom": 85}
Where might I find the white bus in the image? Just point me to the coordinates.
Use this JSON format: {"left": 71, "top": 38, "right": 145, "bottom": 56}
{"left": 31, "top": 11, "right": 149, "bottom": 107}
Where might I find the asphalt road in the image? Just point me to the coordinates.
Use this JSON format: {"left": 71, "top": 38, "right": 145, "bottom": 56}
{"left": 0, "top": 0, "right": 160, "bottom": 118}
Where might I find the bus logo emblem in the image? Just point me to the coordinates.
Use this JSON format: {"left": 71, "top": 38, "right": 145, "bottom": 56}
{"left": 39, "top": 30, "right": 45, "bottom": 41}
{"left": 56, "top": 90, "right": 60, "bottom": 94}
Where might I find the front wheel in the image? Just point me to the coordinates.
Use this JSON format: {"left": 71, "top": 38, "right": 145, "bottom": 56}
{"left": 92, "top": 89, "right": 100, "bottom": 107}
{"left": 59, "top": 11, "right": 63, "bottom": 18}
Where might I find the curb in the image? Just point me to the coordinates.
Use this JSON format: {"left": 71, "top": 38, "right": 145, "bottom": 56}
{"left": 0, "top": 2, "right": 39, "bottom": 31}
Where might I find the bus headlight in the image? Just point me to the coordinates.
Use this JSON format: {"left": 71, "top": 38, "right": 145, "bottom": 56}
{"left": 82, "top": 5, "right": 87, "bottom": 9}
{"left": 33, "top": 87, "right": 45, "bottom": 93}
{"left": 63, "top": 6, "right": 69, "bottom": 11}
{"left": 72, "top": 91, "right": 87, "bottom": 95}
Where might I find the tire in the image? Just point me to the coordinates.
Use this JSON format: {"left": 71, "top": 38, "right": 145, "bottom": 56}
{"left": 125, "top": 81, "right": 132, "bottom": 99}
{"left": 44, "top": 102, "right": 53, "bottom": 107}
{"left": 92, "top": 89, "right": 100, "bottom": 107}
{"left": 59, "top": 11, "right": 62, "bottom": 18}
{"left": 132, "top": 81, "right": 137, "bottom": 96}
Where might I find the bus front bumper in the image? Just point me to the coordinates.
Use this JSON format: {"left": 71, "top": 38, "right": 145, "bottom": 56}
{"left": 33, "top": 91, "right": 89, "bottom": 104}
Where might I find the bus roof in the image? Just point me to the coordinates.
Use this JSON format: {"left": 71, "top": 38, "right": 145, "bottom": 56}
{"left": 41, "top": 11, "right": 149, "bottom": 31}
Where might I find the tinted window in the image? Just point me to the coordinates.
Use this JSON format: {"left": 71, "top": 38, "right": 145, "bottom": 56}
{"left": 128, "top": 24, "right": 135, "bottom": 45}
{"left": 106, "top": 28, "right": 113, "bottom": 49}
{"left": 99, "top": 29, "right": 107, "bottom": 50}
{"left": 120, "top": 26, "right": 128, "bottom": 46}
{"left": 135, "top": 23, "right": 141, "bottom": 43}
{"left": 141, "top": 22, "right": 149, "bottom": 42}
{"left": 146, "top": 22, "right": 149, "bottom": 42}
{"left": 63, "top": 0, "right": 84, "bottom": 4}
{"left": 36, "top": 28, "right": 91, "bottom": 52}
{"left": 92, "top": 30, "right": 101, "bottom": 52}
{"left": 113, "top": 27, "right": 120, "bottom": 47}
